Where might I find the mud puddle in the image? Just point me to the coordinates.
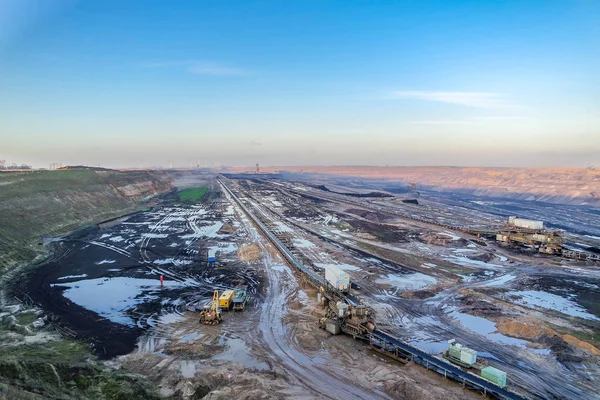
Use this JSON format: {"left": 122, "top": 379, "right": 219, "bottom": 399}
{"left": 25, "top": 199, "right": 262, "bottom": 358}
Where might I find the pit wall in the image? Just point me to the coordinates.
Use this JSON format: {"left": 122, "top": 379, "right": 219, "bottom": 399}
{"left": 0, "top": 169, "right": 174, "bottom": 274}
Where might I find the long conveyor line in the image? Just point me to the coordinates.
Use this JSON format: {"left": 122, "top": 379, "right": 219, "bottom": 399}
{"left": 218, "top": 177, "right": 527, "bottom": 400}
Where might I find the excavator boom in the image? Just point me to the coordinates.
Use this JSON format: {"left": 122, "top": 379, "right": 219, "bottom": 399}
{"left": 199, "top": 289, "right": 223, "bottom": 325}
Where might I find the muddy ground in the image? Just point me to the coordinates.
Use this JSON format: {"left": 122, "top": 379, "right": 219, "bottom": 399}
{"left": 20, "top": 184, "right": 264, "bottom": 359}
{"left": 223, "top": 176, "right": 600, "bottom": 400}
{"left": 12, "top": 174, "right": 600, "bottom": 399}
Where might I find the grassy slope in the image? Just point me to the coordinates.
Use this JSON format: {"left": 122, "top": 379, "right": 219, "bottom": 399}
{"left": 0, "top": 169, "right": 173, "bottom": 274}
{"left": 0, "top": 169, "right": 174, "bottom": 399}
{"left": 0, "top": 338, "right": 163, "bottom": 400}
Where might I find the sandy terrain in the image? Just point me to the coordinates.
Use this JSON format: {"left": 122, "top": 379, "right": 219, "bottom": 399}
{"left": 230, "top": 166, "right": 600, "bottom": 206}
{"left": 14, "top": 173, "right": 600, "bottom": 399}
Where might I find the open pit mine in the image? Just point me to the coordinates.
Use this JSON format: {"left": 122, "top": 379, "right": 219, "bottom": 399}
{"left": 1, "top": 168, "right": 599, "bottom": 400}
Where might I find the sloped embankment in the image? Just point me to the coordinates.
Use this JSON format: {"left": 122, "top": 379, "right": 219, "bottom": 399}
{"left": 0, "top": 169, "right": 173, "bottom": 273}
{"left": 496, "top": 320, "right": 600, "bottom": 359}
{"left": 256, "top": 166, "right": 600, "bottom": 206}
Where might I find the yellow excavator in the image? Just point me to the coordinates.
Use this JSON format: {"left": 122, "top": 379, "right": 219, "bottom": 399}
{"left": 199, "top": 290, "right": 222, "bottom": 325}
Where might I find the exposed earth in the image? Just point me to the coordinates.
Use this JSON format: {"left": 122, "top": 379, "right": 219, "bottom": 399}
{"left": 1, "top": 169, "right": 599, "bottom": 400}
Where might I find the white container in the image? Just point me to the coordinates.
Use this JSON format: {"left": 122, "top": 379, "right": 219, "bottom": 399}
{"left": 508, "top": 216, "right": 544, "bottom": 230}
{"left": 208, "top": 248, "right": 217, "bottom": 261}
{"left": 460, "top": 347, "right": 477, "bottom": 365}
{"left": 325, "top": 265, "right": 350, "bottom": 291}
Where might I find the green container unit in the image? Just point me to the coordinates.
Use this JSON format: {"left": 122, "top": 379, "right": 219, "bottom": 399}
{"left": 481, "top": 366, "right": 507, "bottom": 388}
{"left": 448, "top": 346, "right": 462, "bottom": 359}
{"left": 232, "top": 288, "right": 247, "bottom": 311}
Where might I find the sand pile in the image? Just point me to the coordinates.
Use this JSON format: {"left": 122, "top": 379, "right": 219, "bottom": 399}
{"left": 497, "top": 320, "right": 600, "bottom": 357}
{"left": 237, "top": 243, "right": 261, "bottom": 262}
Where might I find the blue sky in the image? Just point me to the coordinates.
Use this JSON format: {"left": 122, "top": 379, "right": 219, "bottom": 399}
{"left": 0, "top": 0, "right": 598, "bottom": 168}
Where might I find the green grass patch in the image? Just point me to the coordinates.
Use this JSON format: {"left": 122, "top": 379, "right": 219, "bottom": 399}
{"left": 0, "top": 337, "right": 164, "bottom": 400}
{"left": 332, "top": 221, "right": 353, "bottom": 231}
{"left": 0, "top": 168, "right": 171, "bottom": 273}
{"left": 546, "top": 322, "right": 600, "bottom": 348}
{"left": 0, "top": 340, "right": 91, "bottom": 364}
{"left": 15, "top": 313, "right": 37, "bottom": 326}
{"left": 178, "top": 186, "right": 208, "bottom": 202}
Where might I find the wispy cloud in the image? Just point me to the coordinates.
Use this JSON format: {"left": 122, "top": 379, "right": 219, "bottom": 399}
{"left": 141, "top": 60, "right": 248, "bottom": 76}
{"left": 188, "top": 62, "right": 247, "bottom": 76}
{"left": 390, "top": 91, "right": 509, "bottom": 108}
{"left": 410, "top": 120, "right": 477, "bottom": 125}
{"left": 469, "top": 116, "right": 530, "bottom": 121}
{"left": 410, "top": 116, "right": 532, "bottom": 125}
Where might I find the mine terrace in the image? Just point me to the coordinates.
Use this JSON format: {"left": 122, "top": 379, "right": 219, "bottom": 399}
{"left": 6, "top": 171, "right": 596, "bottom": 400}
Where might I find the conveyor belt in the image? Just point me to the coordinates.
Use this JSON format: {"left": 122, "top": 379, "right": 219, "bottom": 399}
{"left": 371, "top": 330, "right": 524, "bottom": 400}
{"left": 220, "top": 179, "right": 336, "bottom": 289}
{"left": 219, "top": 177, "right": 526, "bottom": 400}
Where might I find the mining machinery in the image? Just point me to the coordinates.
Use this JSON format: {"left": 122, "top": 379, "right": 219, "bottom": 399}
{"left": 199, "top": 290, "right": 222, "bottom": 325}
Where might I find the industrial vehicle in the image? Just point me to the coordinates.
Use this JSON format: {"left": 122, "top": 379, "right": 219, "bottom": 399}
{"left": 442, "top": 340, "right": 508, "bottom": 387}
{"left": 219, "top": 290, "right": 235, "bottom": 310}
{"left": 443, "top": 339, "right": 477, "bottom": 368}
{"left": 199, "top": 290, "right": 222, "bottom": 325}
{"left": 497, "top": 216, "right": 563, "bottom": 255}
{"left": 232, "top": 288, "right": 248, "bottom": 311}
{"left": 221, "top": 178, "right": 520, "bottom": 399}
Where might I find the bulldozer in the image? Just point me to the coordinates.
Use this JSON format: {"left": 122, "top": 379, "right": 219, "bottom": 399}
{"left": 199, "top": 290, "right": 222, "bottom": 325}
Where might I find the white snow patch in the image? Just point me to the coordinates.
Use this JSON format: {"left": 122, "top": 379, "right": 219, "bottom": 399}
{"left": 273, "top": 221, "right": 293, "bottom": 233}
{"left": 209, "top": 242, "right": 238, "bottom": 255}
{"left": 484, "top": 274, "right": 516, "bottom": 287}
{"left": 142, "top": 233, "right": 168, "bottom": 239}
{"left": 95, "top": 259, "right": 116, "bottom": 265}
{"left": 440, "top": 231, "right": 461, "bottom": 240}
{"left": 153, "top": 258, "right": 193, "bottom": 266}
{"left": 180, "top": 222, "right": 224, "bottom": 239}
{"left": 271, "top": 264, "right": 292, "bottom": 275}
{"left": 443, "top": 255, "right": 503, "bottom": 270}
{"left": 57, "top": 274, "right": 88, "bottom": 280}
{"left": 376, "top": 273, "right": 437, "bottom": 290}
{"left": 293, "top": 238, "right": 315, "bottom": 248}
